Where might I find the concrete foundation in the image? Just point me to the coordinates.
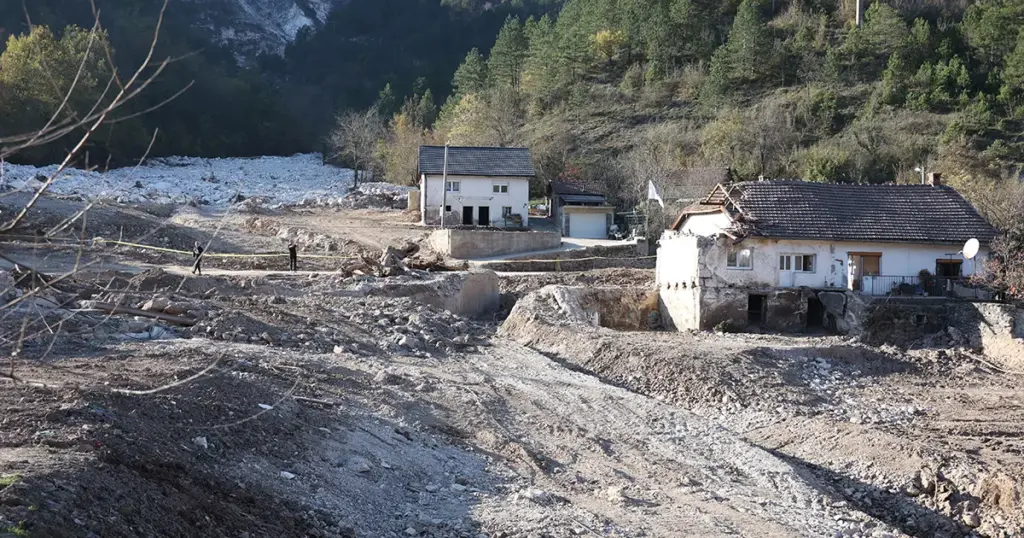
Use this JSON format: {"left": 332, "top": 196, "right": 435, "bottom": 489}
{"left": 351, "top": 269, "right": 500, "bottom": 319}
{"left": 429, "top": 229, "right": 561, "bottom": 260}
{"left": 660, "top": 285, "right": 866, "bottom": 334}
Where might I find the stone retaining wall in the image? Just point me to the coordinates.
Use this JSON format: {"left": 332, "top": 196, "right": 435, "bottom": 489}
{"left": 428, "top": 229, "right": 561, "bottom": 260}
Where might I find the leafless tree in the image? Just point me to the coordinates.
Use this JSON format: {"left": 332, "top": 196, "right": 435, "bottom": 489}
{"left": 328, "top": 107, "right": 384, "bottom": 187}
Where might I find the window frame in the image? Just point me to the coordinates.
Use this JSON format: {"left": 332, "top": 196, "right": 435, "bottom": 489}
{"left": 780, "top": 253, "right": 816, "bottom": 273}
{"left": 502, "top": 206, "right": 513, "bottom": 217}
{"left": 446, "top": 180, "right": 460, "bottom": 192}
{"left": 727, "top": 247, "right": 754, "bottom": 270}
{"left": 492, "top": 181, "right": 509, "bottom": 194}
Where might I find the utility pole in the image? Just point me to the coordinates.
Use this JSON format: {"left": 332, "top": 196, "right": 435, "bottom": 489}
{"left": 440, "top": 143, "right": 449, "bottom": 228}
{"left": 855, "top": 0, "right": 863, "bottom": 27}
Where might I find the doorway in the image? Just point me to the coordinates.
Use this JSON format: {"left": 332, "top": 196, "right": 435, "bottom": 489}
{"left": 747, "top": 294, "right": 766, "bottom": 324}
{"left": 935, "top": 260, "right": 962, "bottom": 277}
{"left": 806, "top": 297, "right": 824, "bottom": 330}
{"left": 848, "top": 253, "right": 882, "bottom": 291}
{"left": 478, "top": 206, "right": 490, "bottom": 226}
{"left": 462, "top": 206, "right": 474, "bottom": 226}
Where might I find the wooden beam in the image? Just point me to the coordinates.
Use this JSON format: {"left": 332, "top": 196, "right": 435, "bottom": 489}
{"left": 88, "top": 302, "right": 197, "bottom": 326}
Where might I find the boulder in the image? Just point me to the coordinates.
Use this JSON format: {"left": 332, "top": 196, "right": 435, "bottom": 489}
{"left": 142, "top": 297, "right": 171, "bottom": 312}
{"left": 817, "top": 291, "right": 846, "bottom": 317}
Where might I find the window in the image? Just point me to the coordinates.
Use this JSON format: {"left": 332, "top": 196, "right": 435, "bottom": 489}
{"left": 492, "top": 182, "right": 509, "bottom": 194}
{"left": 797, "top": 255, "right": 815, "bottom": 272}
{"left": 446, "top": 181, "right": 460, "bottom": 192}
{"left": 444, "top": 205, "right": 451, "bottom": 212}
{"left": 502, "top": 206, "right": 513, "bottom": 217}
{"left": 727, "top": 248, "right": 753, "bottom": 269}
{"left": 779, "top": 254, "right": 815, "bottom": 272}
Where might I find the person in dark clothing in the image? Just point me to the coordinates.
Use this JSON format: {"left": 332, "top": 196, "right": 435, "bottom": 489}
{"left": 288, "top": 241, "right": 298, "bottom": 272}
{"left": 192, "top": 241, "right": 204, "bottom": 275}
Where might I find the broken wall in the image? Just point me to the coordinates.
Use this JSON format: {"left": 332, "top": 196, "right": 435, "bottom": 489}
{"left": 352, "top": 269, "right": 500, "bottom": 318}
{"left": 862, "top": 301, "right": 1024, "bottom": 366}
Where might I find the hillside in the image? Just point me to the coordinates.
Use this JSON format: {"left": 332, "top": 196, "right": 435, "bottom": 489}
{"left": 362, "top": 0, "right": 1024, "bottom": 233}
{"left": 0, "top": 0, "right": 556, "bottom": 165}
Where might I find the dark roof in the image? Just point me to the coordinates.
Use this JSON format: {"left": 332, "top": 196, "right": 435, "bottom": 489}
{"left": 418, "top": 146, "right": 535, "bottom": 177}
{"left": 661, "top": 168, "right": 732, "bottom": 202}
{"left": 560, "top": 193, "right": 608, "bottom": 204}
{"left": 681, "top": 180, "right": 997, "bottom": 245}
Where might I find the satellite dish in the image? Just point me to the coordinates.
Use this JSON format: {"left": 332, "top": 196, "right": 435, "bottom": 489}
{"left": 963, "top": 238, "right": 980, "bottom": 260}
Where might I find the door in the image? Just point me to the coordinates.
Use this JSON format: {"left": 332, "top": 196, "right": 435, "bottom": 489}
{"left": 462, "top": 206, "right": 474, "bottom": 226}
{"left": 478, "top": 206, "right": 490, "bottom": 226}
{"left": 779, "top": 255, "right": 795, "bottom": 287}
{"left": 568, "top": 212, "right": 607, "bottom": 239}
{"left": 848, "top": 253, "right": 881, "bottom": 292}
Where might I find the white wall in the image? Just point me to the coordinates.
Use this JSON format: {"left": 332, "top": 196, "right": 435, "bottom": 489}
{"left": 656, "top": 232, "right": 703, "bottom": 330}
{"left": 693, "top": 237, "right": 988, "bottom": 291}
{"left": 679, "top": 211, "right": 731, "bottom": 236}
{"left": 656, "top": 231, "right": 701, "bottom": 286}
{"left": 659, "top": 226, "right": 989, "bottom": 292}
{"left": 421, "top": 173, "right": 530, "bottom": 227}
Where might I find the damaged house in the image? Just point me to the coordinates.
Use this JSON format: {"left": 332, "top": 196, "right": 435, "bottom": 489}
{"left": 656, "top": 175, "right": 999, "bottom": 333}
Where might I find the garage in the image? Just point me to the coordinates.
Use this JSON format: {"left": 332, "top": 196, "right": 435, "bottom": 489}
{"left": 567, "top": 211, "right": 608, "bottom": 239}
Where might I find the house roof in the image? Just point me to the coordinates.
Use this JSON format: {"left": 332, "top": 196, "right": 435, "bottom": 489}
{"left": 418, "top": 146, "right": 535, "bottom": 177}
{"left": 676, "top": 180, "right": 998, "bottom": 245}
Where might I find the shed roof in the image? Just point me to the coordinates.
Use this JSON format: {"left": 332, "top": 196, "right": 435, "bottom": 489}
{"left": 560, "top": 193, "right": 608, "bottom": 204}
{"left": 676, "top": 180, "right": 998, "bottom": 245}
{"left": 418, "top": 146, "right": 535, "bottom": 177}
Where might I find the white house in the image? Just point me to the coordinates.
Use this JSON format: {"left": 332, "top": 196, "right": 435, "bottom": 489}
{"left": 657, "top": 176, "right": 999, "bottom": 332}
{"left": 418, "top": 145, "right": 533, "bottom": 228}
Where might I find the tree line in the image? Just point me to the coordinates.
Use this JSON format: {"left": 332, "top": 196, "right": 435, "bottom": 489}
{"left": 0, "top": 0, "right": 555, "bottom": 166}
{"left": 349, "top": 1, "right": 1022, "bottom": 207}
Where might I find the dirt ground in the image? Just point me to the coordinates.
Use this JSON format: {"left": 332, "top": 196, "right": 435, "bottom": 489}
{"left": 1, "top": 198, "right": 1022, "bottom": 538}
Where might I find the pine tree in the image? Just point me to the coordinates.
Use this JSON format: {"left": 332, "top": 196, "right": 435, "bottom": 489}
{"left": 418, "top": 89, "right": 438, "bottom": 127}
{"left": 726, "top": 0, "right": 775, "bottom": 83}
{"left": 701, "top": 0, "right": 775, "bottom": 94}
{"left": 1000, "top": 29, "right": 1024, "bottom": 116}
{"left": 376, "top": 83, "right": 397, "bottom": 116}
{"left": 522, "top": 14, "right": 561, "bottom": 104}
{"left": 488, "top": 16, "right": 529, "bottom": 93}
{"left": 453, "top": 48, "right": 489, "bottom": 96}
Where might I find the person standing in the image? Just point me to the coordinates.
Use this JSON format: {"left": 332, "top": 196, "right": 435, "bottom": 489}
{"left": 288, "top": 241, "right": 298, "bottom": 272}
{"left": 192, "top": 241, "right": 204, "bottom": 275}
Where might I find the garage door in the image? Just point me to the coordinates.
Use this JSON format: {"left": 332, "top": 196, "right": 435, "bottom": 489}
{"left": 568, "top": 212, "right": 607, "bottom": 239}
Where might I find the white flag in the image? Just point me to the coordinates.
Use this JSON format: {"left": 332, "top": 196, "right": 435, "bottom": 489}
{"left": 647, "top": 180, "right": 664, "bottom": 208}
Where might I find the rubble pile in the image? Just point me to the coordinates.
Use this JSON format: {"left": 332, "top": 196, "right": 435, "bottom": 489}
{"left": 338, "top": 182, "right": 413, "bottom": 210}
{"left": 3, "top": 154, "right": 354, "bottom": 207}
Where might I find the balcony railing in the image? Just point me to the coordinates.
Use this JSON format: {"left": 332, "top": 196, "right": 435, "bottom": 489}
{"left": 858, "top": 275, "right": 999, "bottom": 301}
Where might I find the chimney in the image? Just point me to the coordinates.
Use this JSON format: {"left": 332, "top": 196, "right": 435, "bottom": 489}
{"left": 927, "top": 172, "right": 942, "bottom": 186}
